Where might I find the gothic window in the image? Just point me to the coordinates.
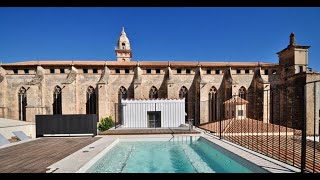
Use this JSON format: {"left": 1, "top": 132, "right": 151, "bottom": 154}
{"left": 53, "top": 86, "right": 62, "bottom": 114}
{"left": 86, "top": 86, "right": 97, "bottom": 114}
{"left": 209, "top": 86, "right": 218, "bottom": 122}
{"left": 179, "top": 86, "right": 188, "bottom": 122}
{"left": 18, "top": 87, "right": 27, "bottom": 121}
{"left": 118, "top": 86, "right": 127, "bottom": 125}
{"left": 239, "top": 86, "right": 246, "bottom": 100}
{"left": 118, "top": 86, "right": 127, "bottom": 100}
{"left": 179, "top": 86, "right": 188, "bottom": 99}
{"left": 149, "top": 86, "right": 158, "bottom": 99}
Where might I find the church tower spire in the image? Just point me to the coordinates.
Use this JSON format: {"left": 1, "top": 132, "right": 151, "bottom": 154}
{"left": 115, "top": 27, "right": 132, "bottom": 62}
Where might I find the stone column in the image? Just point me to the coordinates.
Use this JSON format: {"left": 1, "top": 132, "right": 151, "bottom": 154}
{"left": 97, "top": 84, "right": 108, "bottom": 120}
{"left": 25, "top": 84, "right": 45, "bottom": 122}
{"left": 0, "top": 67, "right": 7, "bottom": 118}
{"left": 25, "top": 66, "right": 46, "bottom": 122}
{"left": 134, "top": 82, "right": 142, "bottom": 99}
{"left": 133, "top": 66, "right": 142, "bottom": 99}
{"left": 62, "top": 66, "right": 78, "bottom": 114}
{"left": 199, "top": 84, "right": 208, "bottom": 124}
{"left": 263, "top": 84, "right": 271, "bottom": 123}
{"left": 97, "top": 66, "right": 111, "bottom": 120}
{"left": 166, "top": 66, "right": 175, "bottom": 99}
{"left": 62, "top": 82, "right": 77, "bottom": 114}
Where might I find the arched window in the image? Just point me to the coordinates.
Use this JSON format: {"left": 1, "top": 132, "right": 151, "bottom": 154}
{"left": 53, "top": 86, "right": 62, "bottom": 114}
{"left": 149, "top": 86, "right": 158, "bottom": 99}
{"left": 18, "top": 87, "right": 27, "bottom": 121}
{"left": 118, "top": 86, "right": 127, "bottom": 100}
{"left": 122, "top": 43, "right": 125, "bottom": 47}
{"left": 86, "top": 86, "right": 96, "bottom": 114}
{"left": 179, "top": 86, "right": 188, "bottom": 99}
{"left": 239, "top": 86, "right": 246, "bottom": 99}
{"left": 209, "top": 86, "right": 218, "bottom": 122}
{"left": 179, "top": 86, "right": 188, "bottom": 122}
{"left": 118, "top": 86, "right": 128, "bottom": 125}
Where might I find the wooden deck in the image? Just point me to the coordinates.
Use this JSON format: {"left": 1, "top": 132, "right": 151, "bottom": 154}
{"left": 99, "top": 128, "right": 200, "bottom": 135}
{"left": 0, "top": 137, "right": 100, "bottom": 173}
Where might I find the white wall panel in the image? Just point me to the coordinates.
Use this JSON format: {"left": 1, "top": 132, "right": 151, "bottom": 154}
{"left": 121, "top": 99, "right": 185, "bottom": 128}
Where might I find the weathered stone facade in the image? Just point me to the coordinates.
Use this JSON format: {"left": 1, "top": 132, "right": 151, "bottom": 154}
{"left": 0, "top": 30, "right": 318, "bottom": 135}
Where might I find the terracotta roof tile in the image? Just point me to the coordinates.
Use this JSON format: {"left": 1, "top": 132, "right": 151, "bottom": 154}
{"left": 199, "top": 119, "right": 299, "bottom": 134}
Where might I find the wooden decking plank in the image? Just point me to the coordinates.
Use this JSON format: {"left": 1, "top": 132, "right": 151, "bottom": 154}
{"left": 0, "top": 137, "right": 100, "bottom": 173}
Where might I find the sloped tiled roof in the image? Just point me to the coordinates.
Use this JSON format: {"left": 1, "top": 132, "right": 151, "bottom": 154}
{"left": 1, "top": 60, "right": 277, "bottom": 68}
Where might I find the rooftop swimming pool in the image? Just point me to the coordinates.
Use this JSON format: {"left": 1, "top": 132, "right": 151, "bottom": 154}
{"left": 80, "top": 136, "right": 269, "bottom": 173}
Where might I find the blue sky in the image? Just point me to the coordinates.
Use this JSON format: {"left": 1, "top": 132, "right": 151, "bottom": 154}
{"left": 0, "top": 7, "right": 320, "bottom": 71}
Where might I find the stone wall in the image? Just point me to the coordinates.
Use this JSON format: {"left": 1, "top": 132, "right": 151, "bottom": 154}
{"left": 0, "top": 63, "right": 318, "bottom": 136}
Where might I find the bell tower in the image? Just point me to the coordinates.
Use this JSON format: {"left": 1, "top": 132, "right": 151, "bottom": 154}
{"left": 115, "top": 27, "right": 132, "bottom": 62}
{"left": 277, "top": 32, "right": 310, "bottom": 77}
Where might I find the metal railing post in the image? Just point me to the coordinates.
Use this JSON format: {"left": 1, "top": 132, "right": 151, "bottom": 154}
{"left": 115, "top": 103, "right": 117, "bottom": 129}
{"left": 313, "top": 82, "right": 317, "bottom": 173}
{"left": 301, "top": 85, "right": 307, "bottom": 173}
{"left": 219, "top": 98, "right": 222, "bottom": 140}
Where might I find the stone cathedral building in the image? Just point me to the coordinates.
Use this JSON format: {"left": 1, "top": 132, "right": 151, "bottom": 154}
{"left": 0, "top": 28, "right": 319, "bottom": 135}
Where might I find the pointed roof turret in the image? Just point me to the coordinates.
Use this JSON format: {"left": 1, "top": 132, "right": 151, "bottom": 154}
{"left": 115, "top": 27, "right": 132, "bottom": 62}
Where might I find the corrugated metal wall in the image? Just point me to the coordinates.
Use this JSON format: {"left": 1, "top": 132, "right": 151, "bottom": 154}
{"left": 121, "top": 99, "right": 185, "bottom": 128}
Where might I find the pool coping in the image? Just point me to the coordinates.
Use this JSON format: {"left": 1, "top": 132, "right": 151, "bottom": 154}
{"left": 47, "top": 133, "right": 300, "bottom": 173}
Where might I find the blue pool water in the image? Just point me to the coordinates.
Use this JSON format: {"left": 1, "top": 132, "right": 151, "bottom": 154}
{"left": 87, "top": 137, "right": 268, "bottom": 173}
